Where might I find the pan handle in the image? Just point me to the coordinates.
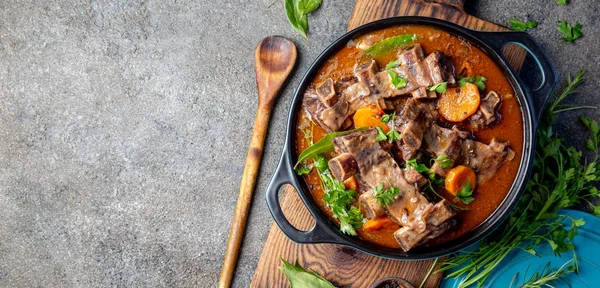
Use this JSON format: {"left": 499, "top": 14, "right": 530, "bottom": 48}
{"left": 472, "top": 30, "right": 558, "bottom": 128}
{"left": 265, "top": 149, "right": 341, "bottom": 244}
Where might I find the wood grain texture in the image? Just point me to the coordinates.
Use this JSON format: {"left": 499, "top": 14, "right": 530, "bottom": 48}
{"left": 219, "top": 36, "right": 296, "bottom": 288}
{"left": 251, "top": 1, "right": 527, "bottom": 287}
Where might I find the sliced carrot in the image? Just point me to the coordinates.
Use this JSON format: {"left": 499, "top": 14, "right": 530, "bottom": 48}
{"left": 445, "top": 165, "right": 477, "bottom": 195}
{"left": 343, "top": 176, "right": 358, "bottom": 191}
{"left": 438, "top": 82, "right": 481, "bottom": 122}
{"left": 353, "top": 105, "right": 389, "bottom": 133}
{"left": 362, "top": 216, "right": 399, "bottom": 232}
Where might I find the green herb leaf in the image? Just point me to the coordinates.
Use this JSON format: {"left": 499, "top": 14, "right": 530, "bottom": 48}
{"left": 295, "top": 163, "right": 312, "bottom": 175}
{"left": 363, "top": 34, "right": 417, "bottom": 56}
{"left": 375, "top": 126, "right": 388, "bottom": 141}
{"left": 455, "top": 182, "right": 475, "bottom": 204}
{"left": 284, "top": 0, "right": 322, "bottom": 38}
{"left": 428, "top": 82, "right": 448, "bottom": 94}
{"left": 459, "top": 75, "right": 487, "bottom": 91}
{"left": 316, "top": 155, "right": 364, "bottom": 236}
{"left": 557, "top": 0, "right": 567, "bottom": 4}
{"left": 279, "top": 258, "right": 336, "bottom": 288}
{"left": 557, "top": 21, "right": 583, "bottom": 43}
{"left": 296, "top": 127, "right": 367, "bottom": 167}
{"left": 372, "top": 184, "right": 401, "bottom": 206}
{"left": 433, "top": 154, "right": 454, "bottom": 169}
{"left": 386, "top": 129, "right": 401, "bottom": 143}
{"left": 381, "top": 112, "right": 396, "bottom": 123}
{"left": 385, "top": 59, "right": 402, "bottom": 70}
{"left": 387, "top": 69, "right": 408, "bottom": 89}
{"left": 509, "top": 18, "right": 538, "bottom": 31}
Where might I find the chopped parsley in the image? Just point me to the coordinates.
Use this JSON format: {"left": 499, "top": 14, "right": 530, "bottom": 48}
{"left": 557, "top": 21, "right": 583, "bottom": 43}
{"left": 509, "top": 18, "right": 538, "bottom": 31}
{"left": 433, "top": 154, "right": 454, "bottom": 169}
{"left": 381, "top": 112, "right": 396, "bottom": 123}
{"left": 455, "top": 182, "right": 475, "bottom": 204}
{"left": 428, "top": 82, "right": 448, "bottom": 94}
{"left": 459, "top": 75, "right": 487, "bottom": 91}
{"left": 372, "top": 184, "right": 401, "bottom": 206}
{"left": 375, "top": 126, "right": 388, "bottom": 141}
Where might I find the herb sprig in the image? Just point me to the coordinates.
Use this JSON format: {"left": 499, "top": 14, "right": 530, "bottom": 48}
{"left": 509, "top": 259, "right": 577, "bottom": 288}
{"left": 364, "top": 34, "right": 417, "bottom": 56}
{"left": 385, "top": 60, "right": 408, "bottom": 89}
{"left": 372, "top": 184, "right": 401, "bottom": 206}
{"left": 439, "top": 70, "right": 600, "bottom": 287}
{"left": 509, "top": 18, "right": 538, "bottom": 31}
{"left": 315, "top": 154, "right": 364, "bottom": 235}
{"left": 557, "top": 21, "right": 583, "bottom": 43}
{"left": 459, "top": 75, "right": 487, "bottom": 91}
{"left": 429, "top": 82, "right": 448, "bottom": 94}
{"left": 433, "top": 154, "right": 454, "bottom": 169}
{"left": 279, "top": 258, "right": 335, "bottom": 288}
{"left": 455, "top": 182, "right": 475, "bottom": 205}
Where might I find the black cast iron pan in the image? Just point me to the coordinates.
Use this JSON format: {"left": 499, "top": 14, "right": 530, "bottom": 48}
{"left": 265, "top": 17, "right": 557, "bottom": 260}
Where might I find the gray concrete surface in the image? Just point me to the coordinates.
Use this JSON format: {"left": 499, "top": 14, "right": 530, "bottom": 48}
{"left": 0, "top": 0, "right": 598, "bottom": 287}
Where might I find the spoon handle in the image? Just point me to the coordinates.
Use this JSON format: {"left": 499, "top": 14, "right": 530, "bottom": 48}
{"left": 219, "top": 106, "right": 272, "bottom": 288}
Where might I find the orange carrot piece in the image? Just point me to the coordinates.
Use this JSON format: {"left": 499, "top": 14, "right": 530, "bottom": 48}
{"left": 445, "top": 165, "right": 477, "bottom": 195}
{"left": 353, "top": 105, "right": 389, "bottom": 133}
{"left": 438, "top": 82, "right": 481, "bottom": 122}
{"left": 362, "top": 216, "right": 398, "bottom": 232}
{"left": 343, "top": 176, "right": 358, "bottom": 191}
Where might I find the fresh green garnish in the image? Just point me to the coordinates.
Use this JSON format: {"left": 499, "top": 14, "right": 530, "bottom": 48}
{"left": 375, "top": 126, "right": 388, "bottom": 141}
{"left": 509, "top": 258, "right": 577, "bottom": 288}
{"left": 363, "top": 34, "right": 417, "bottom": 56}
{"left": 459, "top": 75, "right": 487, "bottom": 91}
{"left": 381, "top": 112, "right": 396, "bottom": 123}
{"left": 295, "top": 164, "right": 312, "bottom": 175}
{"left": 388, "top": 69, "right": 408, "bottom": 89}
{"left": 386, "top": 129, "right": 401, "bottom": 143}
{"left": 433, "top": 154, "right": 454, "bottom": 169}
{"left": 279, "top": 258, "right": 335, "bottom": 288}
{"left": 315, "top": 155, "right": 364, "bottom": 235}
{"left": 509, "top": 18, "right": 538, "bottom": 31}
{"left": 385, "top": 59, "right": 408, "bottom": 89}
{"left": 284, "top": 0, "right": 322, "bottom": 38}
{"left": 428, "top": 82, "right": 448, "bottom": 94}
{"left": 557, "top": 0, "right": 567, "bottom": 4}
{"left": 455, "top": 182, "right": 475, "bottom": 205}
{"left": 439, "top": 70, "right": 600, "bottom": 287}
{"left": 372, "top": 184, "right": 401, "bottom": 206}
{"left": 557, "top": 21, "right": 583, "bottom": 43}
{"left": 385, "top": 59, "right": 402, "bottom": 70}
{"left": 406, "top": 159, "right": 436, "bottom": 180}
{"left": 295, "top": 127, "right": 367, "bottom": 168}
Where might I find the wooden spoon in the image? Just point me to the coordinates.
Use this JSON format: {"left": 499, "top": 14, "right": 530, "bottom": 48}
{"left": 218, "top": 36, "right": 297, "bottom": 288}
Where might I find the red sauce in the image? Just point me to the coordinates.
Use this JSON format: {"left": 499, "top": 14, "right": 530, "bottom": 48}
{"left": 296, "top": 25, "right": 524, "bottom": 249}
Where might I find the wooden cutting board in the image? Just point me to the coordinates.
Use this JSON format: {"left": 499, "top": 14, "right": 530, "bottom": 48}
{"left": 251, "top": 1, "right": 526, "bottom": 287}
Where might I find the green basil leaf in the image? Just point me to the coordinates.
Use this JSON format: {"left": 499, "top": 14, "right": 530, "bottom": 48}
{"left": 299, "top": 0, "right": 322, "bottom": 14}
{"left": 285, "top": 0, "right": 306, "bottom": 37}
{"left": 363, "top": 34, "right": 417, "bottom": 56}
{"left": 295, "top": 127, "right": 367, "bottom": 167}
{"left": 279, "top": 258, "right": 335, "bottom": 288}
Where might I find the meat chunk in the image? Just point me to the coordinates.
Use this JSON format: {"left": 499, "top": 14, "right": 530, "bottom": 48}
{"left": 393, "top": 200, "right": 455, "bottom": 251}
{"left": 359, "top": 191, "right": 385, "bottom": 220}
{"left": 424, "top": 50, "right": 456, "bottom": 85}
{"left": 404, "top": 169, "right": 428, "bottom": 188}
{"left": 328, "top": 153, "right": 358, "bottom": 182}
{"left": 460, "top": 138, "right": 514, "bottom": 183}
{"left": 316, "top": 79, "right": 338, "bottom": 107}
{"left": 470, "top": 91, "right": 502, "bottom": 128}
{"left": 423, "top": 123, "right": 465, "bottom": 162}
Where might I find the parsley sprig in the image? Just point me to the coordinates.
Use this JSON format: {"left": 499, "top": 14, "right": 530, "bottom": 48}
{"left": 372, "top": 184, "right": 401, "bottom": 206}
{"left": 375, "top": 116, "right": 401, "bottom": 143}
{"left": 314, "top": 154, "right": 364, "bottom": 235}
{"left": 433, "top": 154, "right": 454, "bottom": 169}
{"left": 428, "top": 82, "right": 448, "bottom": 94}
{"left": 509, "top": 18, "right": 538, "bottom": 31}
{"left": 455, "top": 182, "right": 475, "bottom": 205}
{"left": 557, "top": 21, "right": 583, "bottom": 43}
{"left": 385, "top": 60, "right": 408, "bottom": 89}
{"left": 459, "top": 75, "right": 487, "bottom": 91}
{"left": 439, "top": 70, "right": 600, "bottom": 287}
